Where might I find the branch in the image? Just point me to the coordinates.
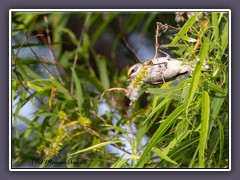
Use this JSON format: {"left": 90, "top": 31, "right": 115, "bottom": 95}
{"left": 118, "top": 16, "right": 142, "bottom": 63}
{"left": 99, "top": 87, "right": 128, "bottom": 104}
{"left": 70, "top": 14, "right": 90, "bottom": 95}
{"left": 152, "top": 22, "right": 172, "bottom": 60}
{"left": 43, "top": 15, "right": 64, "bottom": 85}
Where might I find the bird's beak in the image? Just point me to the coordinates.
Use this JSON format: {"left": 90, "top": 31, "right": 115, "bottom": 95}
{"left": 126, "top": 68, "right": 132, "bottom": 79}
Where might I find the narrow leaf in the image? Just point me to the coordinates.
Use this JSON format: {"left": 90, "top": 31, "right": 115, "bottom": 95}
{"left": 199, "top": 91, "right": 210, "bottom": 168}
{"left": 186, "top": 36, "right": 209, "bottom": 113}
{"left": 168, "top": 15, "right": 197, "bottom": 46}
{"left": 143, "top": 97, "right": 171, "bottom": 124}
{"left": 220, "top": 21, "right": 229, "bottom": 57}
{"left": 212, "top": 12, "right": 219, "bottom": 41}
{"left": 91, "top": 13, "right": 117, "bottom": 45}
{"left": 163, "top": 130, "right": 191, "bottom": 155}
{"left": 71, "top": 67, "right": 83, "bottom": 113}
{"left": 217, "top": 118, "right": 224, "bottom": 167}
{"left": 135, "top": 103, "right": 185, "bottom": 167}
{"left": 152, "top": 147, "right": 178, "bottom": 165}
{"left": 96, "top": 57, "right": 110, "bottom": 89}
{"left": 70, "top": 140, "right": 122, "bottom": 156}
{"left": 111, "top": 158, "right": 130, "bottom": 168}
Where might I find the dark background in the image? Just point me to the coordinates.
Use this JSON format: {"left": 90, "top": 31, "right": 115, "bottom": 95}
{"left": 1, "top": 0, "right": 238, "bottom": 179}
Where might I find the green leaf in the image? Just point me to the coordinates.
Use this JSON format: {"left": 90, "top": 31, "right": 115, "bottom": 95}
{"left": 23, "top": 127, "right": 33, "bottom": 139}
{"left": 29, "top": 78, "right": 73, "bottom": 100}
{"left": 96, "top": 57, "right": 110, "bottom": 89}
{"left": 110, "top": 154, "right": 130, "bottom": 168}
{"left": 12, "top": 42, "right": 61, "bottom": 49}
{"left": 27, "top": 81, "right": 44, "bottom": 92}
{"left": 181, "top": 83, "right": 190, "bottom": 103}
{"left": 169, "top": 138, "right": 199, "bottom": 159}
{"left": 15, "top": 60, "right": 42, "bottom": 80}
{"left": 12, "top": 80, "right": 18, "bottom": 103}
{"left": 71, "top": 68, "right": 84, "bottom": 113}
{"left": 175, "top": 119, "right": 189, "bottom": 137}
{"left": 168, "top": 15, "right": 197, "bottom": 46}
{"left": 16, "top": 60, "right": 30, "bottom": 81}
{"left": 220, "top": 21, "right": 229, "bottom": 56}
{"left": 199, "top": 91, "right": 210, "bottom": 168}
{"left": 102, "top": 124, "right": 128, "bottom": 135}
{"left": 204, "top": 80, "right": 227, "bottom": 95}
{"left": 13, "top": 90, "right": 27, "bottom": 125}
{"left": 17, "top": 115, "right": 33, "bottom": 126}
{"left": 212, "top": 12, "right": 219, "bottom": 41}
{"left": 89, "top": 158, "right": 102, "bottom": 168}
{"left": 186, "top": 36, "right": 209, "bottom": 114}
{"left": 122, "top": 14, "right": 145, "bottom": 33}
{"left": 208, "top": 91, "right": 227, "bottom": 134}
{"left": 80, "top": 68, "right": 105, "bottom": 93}
{"left": 216, "top": 118, "right": 224, "bottom": 167}
{"left": 16, "top": 58, "right": 56, "bottom": 65}
{"left": 147, "top": 88, "right": 182, "bottom": 101}
{"left": 93, "top": 97, "right": 99, "bottom": 114}
{"left": 61, "top": 28, "right": 79, "bottom": 45}
{"left": 163, "top": 130, "right": 191, "bottom": 155}
{"left": 51, "top": 13, "right": 70, "bottom": 55}
{"left": 142, "top": 97, "right": 171, "bottom": 124}
{"left": 70, "top": 140, "right": 123, "bottom": 156}
{"left": 175, "top": 34, "right": 197, "bottom": 42}
{"left": 141, "top": 13, "right": 158, "bottom": 33}
{"left": 91, "top": 13, "right": 117, "bottom": 45}
{"left": 152, "top": 147, "right": 178, "bottom": 165}
{"left": 206, "top": 128, "right": 219, "bottom": 166}
{"left": 189, "top": 146, "right": 199, "bottom": 168}
{"left": 135, "top": 103, "right": 185, "bottom": 168}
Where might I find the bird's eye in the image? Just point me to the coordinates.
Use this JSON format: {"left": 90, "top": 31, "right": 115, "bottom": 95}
{"left": 132, "top": 66, "right": 139, "bottom": 73}
{"left": 127, "top": 64, "right": 140, "bottom": 76}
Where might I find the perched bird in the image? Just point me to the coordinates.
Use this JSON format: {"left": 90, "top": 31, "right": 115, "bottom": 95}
{"left": 127, "top": 57, "right": 192, "bottom": 85}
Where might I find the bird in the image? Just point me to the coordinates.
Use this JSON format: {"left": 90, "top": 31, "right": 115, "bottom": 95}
{"left": 126, "top": 57, "right": 192, "bottom": 85}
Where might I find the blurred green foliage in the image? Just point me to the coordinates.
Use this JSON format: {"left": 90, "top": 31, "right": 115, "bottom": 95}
{"left": 11, "top": 11, "right": 229, "bottom": 168}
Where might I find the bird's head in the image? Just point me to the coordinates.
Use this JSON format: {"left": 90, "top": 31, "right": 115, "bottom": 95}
{"left": 126, "top": 63, "right": 143, "bottom": 79}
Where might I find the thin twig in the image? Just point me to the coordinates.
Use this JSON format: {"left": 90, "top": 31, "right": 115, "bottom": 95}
{"left": 13, "top": 34, "right": 45, "bottom": 105}
{"left": 25, "top": 33, "right": 58, "bottom": 105}
{"left": 158, "top": 49, "right": 171, "bottom": 59}
{"left": 25, "top": 33, "right": 56, "bottom": 79}
{"left": 156, "top": 22, "right": 181, "bottom": 32}
{"left": 99, "top": 87, "right": 128, "bottom": 104}
{"left": 152, "top": 22, "right": 171, "bottom": 60}
{"left": 110, "top": 144, "right": 132, "bottom": 156}
{"left": 118, "top": 16, "right": 142, "bottom": 63}
{"left": 155, "top": 22, "right": 181, "bottom": 59}
{"left": 153, "top": 22, "right": 160, "bottom": 60}
{"left": 13, "top": 34, "right": 44, "bottom": 64}
{"left": 70, "top": 14, "right": 90, "bottom": 95}
{"left": 43, "top": 15, "right": 64, "bottom": 85}
{"left": 26, "top": 33, "right": 78, "bottom": 102}
{"left": 90, "top": 110, "right": 107, "bottom": 123}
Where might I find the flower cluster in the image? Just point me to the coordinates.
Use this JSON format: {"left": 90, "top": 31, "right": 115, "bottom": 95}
{"left": 126, "top": 65, "right": 150, "bottom": 107}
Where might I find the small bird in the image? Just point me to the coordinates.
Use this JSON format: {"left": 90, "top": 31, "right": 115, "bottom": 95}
{"left": 127, "top": 57, "right": 192, "bottom": 85}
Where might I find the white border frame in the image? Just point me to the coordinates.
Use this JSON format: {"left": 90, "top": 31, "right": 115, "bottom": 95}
{"left": 9, "top": 9, "right": 231, "bottom": 171}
